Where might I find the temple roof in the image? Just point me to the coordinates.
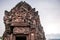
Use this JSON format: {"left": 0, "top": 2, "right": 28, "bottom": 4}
{"left": 4, "top": 1, "right": 39, "bottom": 26}
{"left": 12, "top": 1, "right": 32, "bottom": 11}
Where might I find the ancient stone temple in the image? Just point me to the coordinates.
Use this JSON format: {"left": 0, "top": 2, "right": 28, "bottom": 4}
{"left": 3, "top": 1, "right": 46, "bottom": 40}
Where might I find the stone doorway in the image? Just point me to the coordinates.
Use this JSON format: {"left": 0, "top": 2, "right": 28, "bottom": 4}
{"left": 16, "top": 35, "right": 27, "bottom": 40}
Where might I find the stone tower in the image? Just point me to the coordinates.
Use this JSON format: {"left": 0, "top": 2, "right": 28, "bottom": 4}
{"left": 3, "top": 1, "right": 46, "bottom": 40}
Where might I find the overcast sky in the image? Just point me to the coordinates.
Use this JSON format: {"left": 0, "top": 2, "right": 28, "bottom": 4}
{"left": 0, "top": 0, "right": 60, "bottom": 36}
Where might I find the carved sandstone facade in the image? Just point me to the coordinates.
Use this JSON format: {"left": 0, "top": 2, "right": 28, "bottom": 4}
{"left": 3, "top": 1, "right": 46, "bottom": 40}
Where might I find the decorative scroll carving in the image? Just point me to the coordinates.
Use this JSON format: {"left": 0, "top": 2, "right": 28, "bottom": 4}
{"left": 13, "top": 27, "right": 29, "bottom": 34}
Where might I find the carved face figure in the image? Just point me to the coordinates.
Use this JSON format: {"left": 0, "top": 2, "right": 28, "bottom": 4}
{"left": 11, "top": 7, "right": 27, "bottom": 23}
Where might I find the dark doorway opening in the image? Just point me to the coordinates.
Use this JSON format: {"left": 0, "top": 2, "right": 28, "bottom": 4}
{"left": 16, "top": 36, "right": 26, "bottom": 40}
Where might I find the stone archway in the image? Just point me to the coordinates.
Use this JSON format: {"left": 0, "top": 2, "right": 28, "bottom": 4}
{"left": 15, "top": 34, "right": 28, "bottom": 40}
{"left": 16, "top": 35, "right": 26, "bottom": 40}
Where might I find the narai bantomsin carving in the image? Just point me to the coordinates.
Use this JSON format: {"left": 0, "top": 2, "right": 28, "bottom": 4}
{"left": 3, "top": 1, "right": 46, "bottom": 40}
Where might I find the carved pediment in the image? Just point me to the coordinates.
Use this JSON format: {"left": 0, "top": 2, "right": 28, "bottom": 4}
{"left": 4, "top": 1, "right": 39, "bottom": 27}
